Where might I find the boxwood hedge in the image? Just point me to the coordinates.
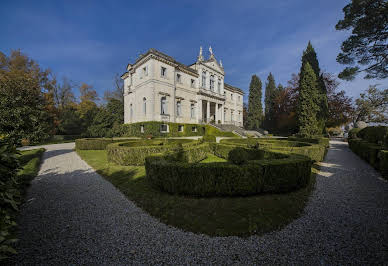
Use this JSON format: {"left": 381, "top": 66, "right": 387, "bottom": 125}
{"left": 75, "top": 138, "right": 135, "bottom": 150}
{"left": 348, "top": 126, "right": 388, "bottom": 180}
{"left": 219, "top": 138, "right": 327, "bottom": 162}
{"left": 145, "top": 144, "right": 312, "bottom": 197}
{"left": 106, "top": 139, "right": 198, "bottom": 166}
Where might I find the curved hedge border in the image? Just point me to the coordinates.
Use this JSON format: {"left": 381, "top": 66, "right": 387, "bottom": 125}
{"left": 75, "top": 138, "right": 136, "bottom": 150}
{"left": 106, "top": 139, "right": 198, "bottom": 166}
{"left": 145, "top": 144, "right": 312, "bottom": 197}
{"left": 220, "top": 138, "right": 327, "bottom": 162}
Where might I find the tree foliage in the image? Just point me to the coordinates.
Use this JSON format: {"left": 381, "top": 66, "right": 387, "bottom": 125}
{"left": 336, "top": 0, "right": 388, "bottom": 80}
{"left": 353, "top": 85, "right": 388, "bottom": 124}
{"left": 246, "top": 75, "right": 263, "bottom": 130}
{"left": 300, "top": 42, "right": 328, "bottom": 134}
{"left": 264, "top": 73, "right": 277, "bottom": 131}
{"left": 297, "top": 63, "right": 320, "bottom": 137}
{"left": 0, "top": 50, "right": 55, "bottom": 144}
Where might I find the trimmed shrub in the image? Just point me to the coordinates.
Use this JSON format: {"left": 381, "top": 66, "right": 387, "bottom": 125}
{"left": 220, "top": 138, "right": 326, "bottom": 162}
{"left": 357, "top": 126, "right": 388, "bottom": 147}
{"left": 228, "top": 147, "right": 249, "bottom": 165}
{"left": 287, "top": 137, "right": 330, "bottom": 148}
{"left": 348, "top": 139, "right": 384, "bottom": 169}
{"left": 145, "top": 146, "right": 312, "bottom": 197}
{"left": 378, "top": 150, "right": 388, "bottom": 180}
{"left": 75, "top": 138, "right": 134, "bottom": 150}
{"left": 348, "top": 128, "right": 361, "bottom": 140}
{"left": 107, "top": 139, "right": 198, "bottom": 166}
{"left": 51, "top": 135, "right": 81, "bottom": 141}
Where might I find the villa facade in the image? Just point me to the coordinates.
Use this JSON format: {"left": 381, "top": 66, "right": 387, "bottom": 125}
{"left": 121, "top": 47, "right": 244, "bottom": 127}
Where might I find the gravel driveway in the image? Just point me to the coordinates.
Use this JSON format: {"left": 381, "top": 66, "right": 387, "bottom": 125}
{"left": 10, "top": 141, "right": 388, "bottom": 265}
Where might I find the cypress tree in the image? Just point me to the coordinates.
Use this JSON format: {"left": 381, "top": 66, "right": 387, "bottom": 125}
{"left": 301, "top": 42, "right": 328, "bottom": 134}
{"left": 264, "top": 73, "right": 277, "bottom": 131}
{"left": 246, "top": 75, "right": 263, "bottom": 130}
{"left": 297, "top": 62, "right": 320, "bottom": 136}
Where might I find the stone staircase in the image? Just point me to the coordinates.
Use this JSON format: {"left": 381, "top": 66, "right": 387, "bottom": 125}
{"left": 212, "top": 124, "right": 264, "bottom": 137}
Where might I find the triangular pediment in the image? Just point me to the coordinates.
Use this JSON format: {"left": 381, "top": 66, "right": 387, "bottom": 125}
{"left": 202, "top": 58, "right": 224, "bottom": 74}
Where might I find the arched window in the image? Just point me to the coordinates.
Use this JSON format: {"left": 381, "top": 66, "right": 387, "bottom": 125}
{"left": 130, "top": 103, "right": 133, "bottom": 121}
{"left": 202, "top": 71, "right": 206, "bottom": 88}
{"left": 176, "top": 101, "right": 182, "bottom": 117}
{"left": 143, "top": 97, "right": 146, "bottom": 115}
{"left": 161, "top": 96, "right": 167, "bottom": 114}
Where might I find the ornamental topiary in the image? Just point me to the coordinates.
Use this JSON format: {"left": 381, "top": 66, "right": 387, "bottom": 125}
{"left": 228, "top": 147, "right": 249, "bottom": 165}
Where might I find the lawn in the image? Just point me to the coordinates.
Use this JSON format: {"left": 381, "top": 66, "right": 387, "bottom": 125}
{"left": 17, "top": 148, "right": 45, "bottom": 183}
{"left": 78, "top": 149, "right": 318, "bottom": 237}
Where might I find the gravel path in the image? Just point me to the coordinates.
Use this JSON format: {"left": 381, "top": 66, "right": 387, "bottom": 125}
{"left": 10, "top": 141, "right": 388, "bottom": 265}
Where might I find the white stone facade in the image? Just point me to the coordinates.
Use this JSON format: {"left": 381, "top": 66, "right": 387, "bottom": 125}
{"left": 121, "top": 47, "right": 244, "bottom": 127}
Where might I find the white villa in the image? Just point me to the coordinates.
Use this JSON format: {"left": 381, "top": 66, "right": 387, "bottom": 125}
{"left": 121, "top": 47, "right": 244, "bottom": 127}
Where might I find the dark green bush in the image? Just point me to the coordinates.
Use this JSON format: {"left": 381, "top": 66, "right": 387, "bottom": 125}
{"left": 228, "top": 147, "right": 249, "bottom": 165}
{"left": 75, "top": 138, "right": 134, "bottom": 150}
{"left": 0, "top": 140, "right": 20, "bottom": 259}
{"left": 145, "top": 146, "right": 312, "bottom": 197}
{"left": 358, "top": 126, "right": 388, "bottom": 147}
{"left": 202, "top": 135, "right": 216, "bottom": 142}
{"left": 287, "top": 137, "right": 330, "bottom": 148}
{"left": 348, "top": 128, "right": 361, "bottom": 140}
{"left": 378, "top": 150, "right": 388, "bottom": 180}
{"left": 107, "top": 139, "right": 198, "bottom": 166}
{"left": 220, "top": 138, "right": 326, "bottom": 162}
{"left": 348, "top": 139, "right": 384, "bottom": 169}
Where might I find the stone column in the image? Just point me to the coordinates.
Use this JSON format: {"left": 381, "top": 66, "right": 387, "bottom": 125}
{"left": 197, "top": 101, "right": 201, "bottom": 123}
{"left": 206, "top": 100, "right": 210, "bottom": 122}
{"left": 215, "top": 103, "right": 219, "bottom": 123}
{"left": 221, "top": 105, "right": 224, "bottom": 124}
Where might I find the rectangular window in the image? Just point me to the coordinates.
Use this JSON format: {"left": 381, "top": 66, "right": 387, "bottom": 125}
{"left": 176, "top": 101, "right": 181, "bottom": 117}
{"left": 218, "top": 80, "right": 221, "bottom": 94}
{"left": 160, "top": 124, "right": 169, "bottom": 133}
{"left": 202, "top": 71, "right": 206, "bottom": 88}
{"left": 210, "top": 75, "right": 214, "bottom": 91}
{"left": 161, "top": 67, "right": 167, "bottom": 78}
{"left": 143, "top": 66, "right": 148, "bottom": 77}
{"left": 192, "top": 126, "right": 197, "bottom": 132}
{"left": 190, "top": 103, "right": 195, "bottom": 119}
{"left": 178, "top": 125, "right": 184, "bottom": 132}
{"left": 231, "top": 93, "right": 233, "bottom": 100}
{"left": 191, "top": 79, "right": 195, "bottom": 88}
{"left": 176, "top": 73, "right": 181, "bottom": 83}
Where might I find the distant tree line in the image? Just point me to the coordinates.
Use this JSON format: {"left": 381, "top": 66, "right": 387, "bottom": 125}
{"left": 244, "top": 41, "right": 387, "bottom": 137}
{"left": 0, "top": 50, "right": 124, "bottom": 145}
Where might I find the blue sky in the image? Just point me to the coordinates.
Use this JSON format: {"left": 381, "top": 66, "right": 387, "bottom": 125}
{"left": 1, "top": 0, "right": 387, "bottom": 102}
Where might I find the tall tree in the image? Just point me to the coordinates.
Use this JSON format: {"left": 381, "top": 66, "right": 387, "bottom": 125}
{"left": 0, "top": 50, "right": 54, "bottom": 144}
{"left": 336, "top": 0, "right": 388, "bottom": 80}
{"left": 77, "top": 83, "right": 99, "bottom": 132}
{"left": 246, "top": 75, "right": 263, "bottom": 130}
{"left": 300, "top": 42, "right": 328, "bottom": 134}
{"left": 297, "top": 62, "right": 320, "bottom": 137}
{"left": 264, "top": 73, "right": 277, "bottom": 131}
{"left": 243, "top": 102, "right": 248, "bottom": 129}
{"left": 103, "top": 74, "right": 124, "bottom": 103}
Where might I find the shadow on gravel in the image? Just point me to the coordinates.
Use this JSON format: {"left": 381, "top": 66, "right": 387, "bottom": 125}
{"left": 43, "top": 149, "right": 74, "bottom": 160}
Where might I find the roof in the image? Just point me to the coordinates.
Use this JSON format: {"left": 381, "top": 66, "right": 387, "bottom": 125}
{"left": 224, "top": 83, "right": 244, "bottom": 94}
{"left": 133, "top": 48, "right": 198, "bottom": 76}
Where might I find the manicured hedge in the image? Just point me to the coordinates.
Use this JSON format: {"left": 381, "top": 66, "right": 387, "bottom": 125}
{"left": 106, "top": 139, "right": 198, "bottom": 166}
{"left": 51, "top": 135, "right": 81, "bottom": 141}
{"left": 287, "top": 137, "right": 330, "bottom": 148}
{"left": 357, "top": 126, "right": 388, "bottom": 147}
{"left": 379, "top": 150, "right": 388, "bottom": 179}
{"left": 145, "top": 144, "right": 312, "bottom": 197}
{"left": 75, "top": 138, "right": 134, "bottom": 150}
{"left": 219, "top": 138, "right": 326, "bottom": 162}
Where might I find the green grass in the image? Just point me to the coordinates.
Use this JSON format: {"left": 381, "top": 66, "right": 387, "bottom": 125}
{"left": 77, "top": 149, "right": 318, "bottom": 237}
{"left": 204, "top": 125, "right": 237, "bottom": 137}
{"left": 16, "top": 148, "right": 45, "bottom": 190}
{"left": 199, "top": 153, "right": 227, "bottom": 163}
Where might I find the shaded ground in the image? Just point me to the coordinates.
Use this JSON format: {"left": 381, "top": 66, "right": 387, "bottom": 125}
{"left": 10, "top": 141, "right": 388, "bottom": 264}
